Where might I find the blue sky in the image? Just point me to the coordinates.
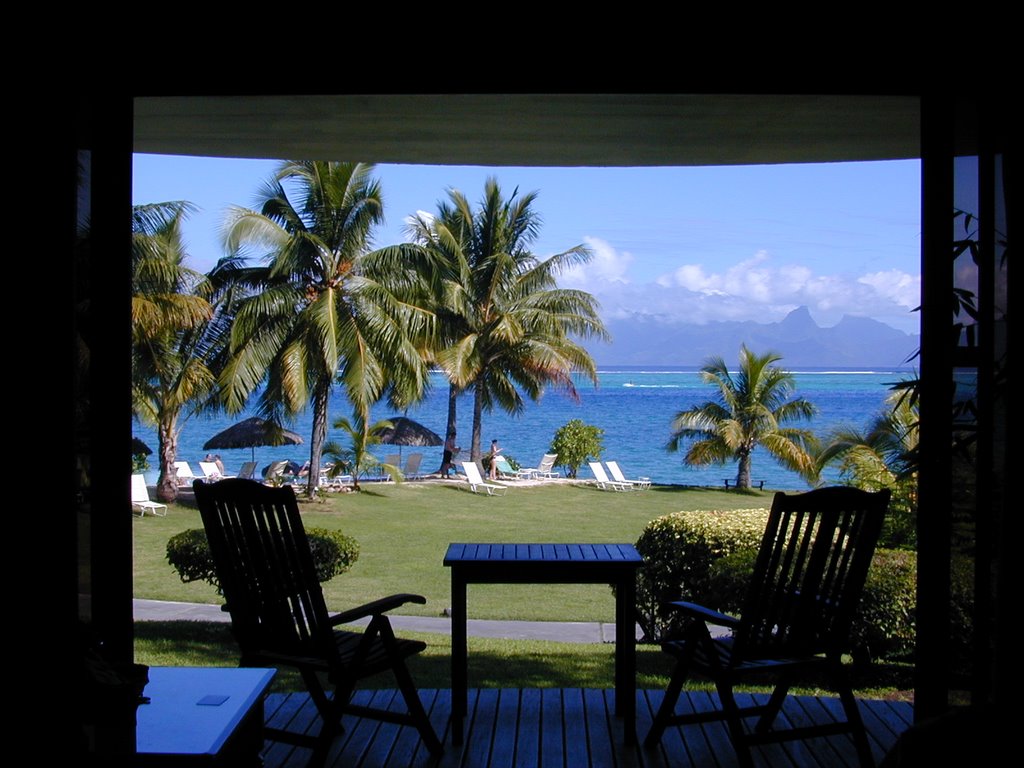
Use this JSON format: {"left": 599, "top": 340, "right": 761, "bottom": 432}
{"left": 132, "top": 155, "right": 922, "bottom": 333}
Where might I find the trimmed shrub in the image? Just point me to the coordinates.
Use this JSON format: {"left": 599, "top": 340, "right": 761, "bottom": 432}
{"left": 703, "top": 546, "right": 919, "bottom": 665}
{"left": 852, "top": 549, "right": 917, "bottom": 664}
{"left": 634, "top": 508, "right": 769, "bottom": 641}
{"left": 549, "top": 419, "right": 604, "bottom": 478}
{"left": 166, "top": 527, "right": 360, "bottom": 593}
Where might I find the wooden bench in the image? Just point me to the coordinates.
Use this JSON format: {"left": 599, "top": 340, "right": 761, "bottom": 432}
{"left": 723, "top": 479, "right": 765, "bottom": 490}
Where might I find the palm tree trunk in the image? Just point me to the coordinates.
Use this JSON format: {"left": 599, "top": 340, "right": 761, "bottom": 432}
{"left": 437, "top": 383, "right": 459, "bottom": 473}
{"left": 736, "top": 449, "right": 752, "bottom": 489}
{"left": 307, "top": 385, "right": 330, "bottom": 498}
{"left": 156, "top": 415, "right": 179, "bottom": 503}
{"left": 470, "top": 378, "right": 484, "bottom": 461}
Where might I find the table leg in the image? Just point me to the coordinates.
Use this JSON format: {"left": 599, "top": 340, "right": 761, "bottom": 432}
{"left": 451, "top": 570, "right": 467, "bottom": 746}
{"left": 615, "top": 575, "right": 637, "bottom": 744}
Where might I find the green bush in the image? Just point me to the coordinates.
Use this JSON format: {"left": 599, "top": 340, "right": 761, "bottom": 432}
{"left": 166, "top": 527, "right": 360, "bottom": 593}
{"left": 634, "top": 508, "right": 769, "bottom": 641}
{"left": 698, "top": 545, "right": 919, "bottom": 665}
{"left": 549, "top": 419, "right": 604, "bottom": 478}
{"left": 852, "top": 549, "right": 917, "bottom": 664}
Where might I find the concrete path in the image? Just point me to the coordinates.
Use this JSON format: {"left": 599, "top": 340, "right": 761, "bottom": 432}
{"left": 134, "top": 598, "right": 636, "bottom": 643}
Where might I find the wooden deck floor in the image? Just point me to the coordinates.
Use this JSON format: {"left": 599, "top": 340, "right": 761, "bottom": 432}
{"left": 259, "top": 688, "right": 913, "bottom": 767}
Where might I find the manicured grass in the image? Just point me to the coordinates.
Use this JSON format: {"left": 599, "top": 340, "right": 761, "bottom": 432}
{"left": 133, "top": 481, "right": 770, "bottom": 622}
{"left": 134, "top": 483, "right": 913, "bottom": 700}
{"left": 133, "top": 620, "right": 913, "bottom": 699}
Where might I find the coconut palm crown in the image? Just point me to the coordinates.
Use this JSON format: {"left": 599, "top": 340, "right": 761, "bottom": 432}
{"left": 407, "top": 178, "right": 608, "bottom": 460}
{"left": 131, "top": 201, "right": 216, "bottom": 501}
{"left": 667, "top": 345, "right": 818, "bottom": 489}
{"left": 219, "top": 161, "right": 433, "bottom": 496}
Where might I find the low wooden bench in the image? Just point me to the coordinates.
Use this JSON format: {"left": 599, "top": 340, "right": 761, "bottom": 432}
{"left": 724, "top": 479, "right": 765, "bottom": 490}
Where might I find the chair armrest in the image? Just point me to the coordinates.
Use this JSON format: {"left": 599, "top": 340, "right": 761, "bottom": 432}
{"left": 667, "top": 600, "right": 741, "bottom": 629}
{"left": 329, "top": 593, "right": 427, "bottom": 625}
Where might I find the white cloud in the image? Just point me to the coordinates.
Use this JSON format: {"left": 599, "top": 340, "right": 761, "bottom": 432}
{"left": 858, "top": 270, "right": 922, "bottom": 310}
{"left": 575, "top": 249, "right": 921, "bottom": 333}
{"left": 558, "top": 236, "right": 634, "bottom": 288}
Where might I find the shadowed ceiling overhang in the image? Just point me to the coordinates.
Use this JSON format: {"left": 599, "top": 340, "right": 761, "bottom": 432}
{"left": 133, "top": 93, "right": 920, "bottom": 167}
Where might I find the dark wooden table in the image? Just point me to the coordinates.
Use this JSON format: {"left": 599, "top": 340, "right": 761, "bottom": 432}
{"left": 136, "top": 666, "right": 276, "bottom": 764}
{"left": 444, "top": 543, "right": 645, "bottom": 746}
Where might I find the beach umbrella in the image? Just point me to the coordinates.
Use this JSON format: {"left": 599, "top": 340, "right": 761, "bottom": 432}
{"left": 377, "top": 416, "right": 443, "bottom": 447}
{"left": 376, "top": 416, "right": 442, "bottom": 460}
{"left": 132, "top": 436, "right": 152, "bottom": 456}
{"left": 203, "top": 416, "right": 303, "bottom": 461}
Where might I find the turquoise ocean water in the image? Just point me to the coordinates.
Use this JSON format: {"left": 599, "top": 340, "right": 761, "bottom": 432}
{"left": 134, "top": 367, "right": 913, "bottom": 491}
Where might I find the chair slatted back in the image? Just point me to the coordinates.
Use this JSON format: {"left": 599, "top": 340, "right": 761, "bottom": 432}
{"left": 194, "top": 479, "right": 335, "bottom": 663}
{"left": 734, "top": 487, "right": 889, "bottom": 660}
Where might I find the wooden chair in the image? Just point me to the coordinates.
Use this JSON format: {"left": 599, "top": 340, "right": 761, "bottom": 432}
{"left": 193, "top": 478, "right": 443, "bottom": 765}
{"left": 644, "top": 486, "right": 890, "bottom": 767}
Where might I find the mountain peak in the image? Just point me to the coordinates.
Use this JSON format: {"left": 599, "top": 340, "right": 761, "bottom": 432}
{"left": 778, "top": 306, "right": 819, "bottom": 334}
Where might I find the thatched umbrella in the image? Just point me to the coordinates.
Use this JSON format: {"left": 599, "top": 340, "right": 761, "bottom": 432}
{"left": 377, "top": 416, "right": 443, "bottom": 460}
{"left": 132, "top": 436, "right": 152, "bottom": 456}
{"left": 203, "top": 416, "right": 303, "bottom": 461}
{"left": 378, "top": 416, "right": 442, "bottom": 446}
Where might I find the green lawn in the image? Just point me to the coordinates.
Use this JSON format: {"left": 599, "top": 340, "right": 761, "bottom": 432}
{"left": 133, "top": 482, "right": 913, "bottom": 699}
{"left": 133, "top": 481, "right": 769, "bottom": 623}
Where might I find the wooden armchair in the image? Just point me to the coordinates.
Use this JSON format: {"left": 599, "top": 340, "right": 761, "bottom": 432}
{"left": 644, "top": 486, "right": 890, "bottom": 767}
{"left": 193, "top": 478, "right": 443, "bottom": 766}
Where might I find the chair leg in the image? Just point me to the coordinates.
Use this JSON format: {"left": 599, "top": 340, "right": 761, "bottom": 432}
{"left": 831, "top": 659, "right": 874, "bottom": 767}
{"left": 754, "top": 677, "right": 792, "bottom": 733}
{"left": 716, "top": 680, "right": 756, "bottom": 768}
{"left": 392, "top": 654, "right": 444, "bottom": 756}
{"left": 375, "top": 616, "right": 444, "bottom": 756}
{"left": 644, "top": 658, "right": 688, "bottom": 746}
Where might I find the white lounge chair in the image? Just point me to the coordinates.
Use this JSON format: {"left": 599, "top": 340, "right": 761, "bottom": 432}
{"left": 131, "top": 474, "right": 167, "bottom": 517}
{"left": 402, "top": 452, "right": 425, "bottom": 480}
{"left": 198, "top": 461, "right": 229, "bottom": 482}
{"left": 589, "top": 462, "right": 633, "bottom": 491}
{"left": 462, "top": 461, "right": 507, "bottom": 496}
{"left": 519, "top": 453, "right": 560, "bottom": 480}
{"left": 606, "top": 461, "right": 651, "bottom": 490}
{"left": 173, "top": 461, "right": 197, "bottom": 487}
{"left": 237, "top": 461, "right": 258, "bottom": 480}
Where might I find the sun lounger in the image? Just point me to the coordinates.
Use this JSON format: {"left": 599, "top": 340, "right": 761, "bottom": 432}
{"left": 606, "top": 461, "right": 651, "bottom": 489}
{"left": 173, "top": 461, "right": 197, "bottom": 487}
{"left": 131, "top": 474, "right": 167, "bottom": 517}
{"left": 462, "top": 461, "right": 507, "bottom": 496}
{"left": 518, "top": 453, "right": 560, "bottom": 480}
{"left": 402, "top": 452, "right": 425, "bottom": 480}
{"left": 198, "top": 461, "right": 232, "bottom": 482}
{"left": 493, "top": 457, "right": 525, "bottom": 480}
{"left": 589, "top": 462, "right": 633, "bottom": 491}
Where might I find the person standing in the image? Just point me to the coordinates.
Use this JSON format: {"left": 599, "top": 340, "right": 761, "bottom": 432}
{"left": 441, "top": 432, "right": 459, "bottom": 477}
{"left": 488, "top": 439, "right": 502, "bottom": 480}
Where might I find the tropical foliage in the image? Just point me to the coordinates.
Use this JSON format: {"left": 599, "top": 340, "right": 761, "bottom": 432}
{"left": 406, "top": 178, "right": 607, "bottom": 460}
{"left": 667, "top": 345, "right": 818, "bottom": 489}
{"left": 549, "top": 419, "right": 605, "bottom": 478}
{"left": 816, "top": 389, "right": 919, "bottom": 547}
{"left": 321, "top": 413, "right": 402, "bottom": 491}
{"left": 131, "top": 202, "right": 216, "bottom": 501}
{"left": 219, "top": 161, "right": 433, "bottom": 496}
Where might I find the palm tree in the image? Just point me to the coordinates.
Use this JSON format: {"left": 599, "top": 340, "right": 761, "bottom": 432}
{"left": 220, "top": 161, "right": 432, "bottom": 496}
{"left": 667, "top": 345, "right": 818, "bottom": 489}
{"left": 131, "top": 202, "right": 215, "bottom": 502}
{"left": 816, "top": 390, "right": 918, "bottom": 545}
{"left": 406, "top": 178, "right": 607, "bottom": 460}
{"left": 321, "top": 413, "right": 402, "bottom": 491}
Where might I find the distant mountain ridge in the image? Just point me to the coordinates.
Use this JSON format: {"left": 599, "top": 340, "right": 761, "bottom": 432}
{"left": 587, "top": 306, "right": 920, "bottom": 368}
